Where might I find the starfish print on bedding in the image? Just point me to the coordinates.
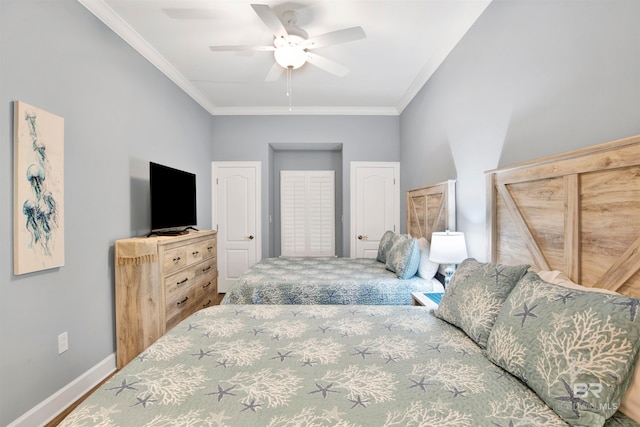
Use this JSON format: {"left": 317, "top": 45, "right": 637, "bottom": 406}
{"left": 384, "top": 354, "right": 398, "bottom": 364}
{"left": 187, "top": 323, "right": 200, "bottom": 331}
{"left": 614, "top": 298, "right": 640, "bottom": 321}
{"left": 491, "top": 421, "right": 515, "bottom": 427}
{"left": 301, "top": 358, "right": 315, "bottom": 367}
{"left": 317, "top": 326, "right": 331, "bottom": 333}
{"left": 427, "top": 343, "right": 441, "bottom": 353}
{"left": 207, "top": 384, "right": 237, "bottom": 402}
{"left": 492, "top": 266, "right": 510, "bottom": 286}
{"left": 408, "top": 376, "right": 432, "bottom": 392}
{"left": 514, "top": 302, "right": 538, "bottom": 327}
{"left": 348, "top": 395, "right": 369, "bottom": 408}
{"left": 555, "top": 379, "right": 595, "bottom": 417}
{"left": 192, "top": 349, "right": 216, "bottom": 360}
{"left": 309, "top": 382, "right": 339, "bottom": 398}
{"left": 107, "top": 379, "right": 139, "bottom": 396}
{"left": 216, "top": 359, "right": 230, "bottom": 368}
{"left": 249, "top": 327, "right": 265, "bottom": 336}
{"left": 240, "top": 399, "right": 262, "bottom": 412}
{"left": 448, "top": 386, "right": 467, "bottom": 398}
{"left": 132, "top": 394, "right": 156, "bottom": 408}
{"left": 553, "top": 292, "right": 575, "bottom": 304}
{"left": 351, "top": 347, "right": 373, "bottom": 359}
{"left": 271, "top": 350, "right": 293, "bottom": 362}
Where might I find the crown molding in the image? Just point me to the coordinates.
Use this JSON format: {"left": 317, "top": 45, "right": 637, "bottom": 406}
{"left": 77, "top": 0, "right": 217, "bottom": 115}
{"left": 211, "top": 106, "right": 399, "bottom": 116}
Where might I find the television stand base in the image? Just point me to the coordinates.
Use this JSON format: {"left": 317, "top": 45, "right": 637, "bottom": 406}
{"left": 147, "top": 226, "right": 199, "bottom": 237}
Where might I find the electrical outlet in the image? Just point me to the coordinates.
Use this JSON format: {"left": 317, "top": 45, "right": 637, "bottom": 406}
{"left": 58, "top": 331, "right": 69, "bottom": 354}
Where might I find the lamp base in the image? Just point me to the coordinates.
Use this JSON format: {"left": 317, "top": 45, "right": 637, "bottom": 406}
{"left": 444, "top": 264, "right": 456, "bottom": 287}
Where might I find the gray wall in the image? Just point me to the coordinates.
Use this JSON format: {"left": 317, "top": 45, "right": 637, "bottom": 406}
{"left": 0, "top": 0, "right": 213, "bottom": 424}
{"left": 211, "top": 115, "right": 400, "bottom": 257}
{"left": 400, "top": 0, "right": 640, "bottom": 260}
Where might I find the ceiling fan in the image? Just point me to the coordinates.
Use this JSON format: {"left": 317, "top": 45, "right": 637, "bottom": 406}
{"left": 209, "top": 4, "right": 366, "bottom": 81}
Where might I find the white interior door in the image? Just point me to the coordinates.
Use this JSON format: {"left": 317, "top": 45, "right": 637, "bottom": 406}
{"left": 212, "top": 162, "right": 261, "bottom": 293}
{"left": 350, "top": 162, "right": 399, "bottom": 258}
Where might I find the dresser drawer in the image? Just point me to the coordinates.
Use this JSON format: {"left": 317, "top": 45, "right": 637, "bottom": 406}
{"left": 165, "top": 270, "right": 196, "bottom": 330}
{"left": 165, "top": 269, "right": 195, "bottom": 301}
{"left": 201, "top": 237, "right": 217, "bottom": 260}
{"left": 195, "top": 258, "right": 216, "bottom": 309}
{"left": 163, "top": 246, "right": 187, "bottom": 275}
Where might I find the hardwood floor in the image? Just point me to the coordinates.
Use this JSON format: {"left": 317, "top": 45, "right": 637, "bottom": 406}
{"left": 44, "top": 371, "right": 117, "bottom": 426}
{"left": 45, "top": 293, "right": 224, "bottom": 425}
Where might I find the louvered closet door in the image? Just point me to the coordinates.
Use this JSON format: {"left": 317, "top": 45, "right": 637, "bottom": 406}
{"left": 281, "top": 171, "right": 335, "bottom": 257}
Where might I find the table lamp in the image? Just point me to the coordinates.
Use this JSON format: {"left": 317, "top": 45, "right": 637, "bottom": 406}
{"left": 429, "top": 231, "right": 468, "bottom": 286}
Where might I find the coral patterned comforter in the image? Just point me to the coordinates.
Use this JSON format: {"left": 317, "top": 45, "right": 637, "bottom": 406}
{"left": 60, "top": 305, "right": 637, "bottom": 426}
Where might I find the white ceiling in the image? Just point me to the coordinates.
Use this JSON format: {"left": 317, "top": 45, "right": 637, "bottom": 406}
{"left": 79, "top": 0, "right": 491, "bottom": 115}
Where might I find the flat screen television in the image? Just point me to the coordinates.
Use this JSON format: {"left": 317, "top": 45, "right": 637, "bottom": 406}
{"left": 150, "top": 162, "right": 197, "bottom": 234}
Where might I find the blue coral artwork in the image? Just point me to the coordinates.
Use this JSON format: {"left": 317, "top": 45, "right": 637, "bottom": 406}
{"left": 14, "top": 101, "right": 64, "bottom": 275}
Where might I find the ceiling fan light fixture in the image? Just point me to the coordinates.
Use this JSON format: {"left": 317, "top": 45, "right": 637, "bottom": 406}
{"left": 274, "top": 46, "right": 307, "bottom": 69}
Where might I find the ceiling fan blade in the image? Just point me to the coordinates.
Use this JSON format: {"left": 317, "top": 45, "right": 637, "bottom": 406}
{"left": 265, "top": 63, "right": 284, "bottom": 81}
{"left": 301, "top": 27, "right": 366, "bottom": 49}
{"left": 209, "top": 45, "right": 275, "bottom": 52}
{"left": 305, "top": 52, "right": 350, "bottom": 77}
{"left": 251, "top": 4, "right": 289, "bottom": 41}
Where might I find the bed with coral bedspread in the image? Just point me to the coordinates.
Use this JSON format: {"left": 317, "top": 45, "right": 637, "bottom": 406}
{"left": 221, "top": 256, "right": 443, "bottom": 305}
{"left": 58, "top": 303, "right": 638, "bottom": 427}
{"left": 222, "top": 180, "right": 455, "bottom": 305}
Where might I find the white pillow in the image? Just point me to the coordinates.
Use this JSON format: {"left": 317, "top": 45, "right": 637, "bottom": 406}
{"left": 537, "top": 270, "right": 639, "bottom": 423}
{"left": 416, "top": 237, "right": 439, "bottom": 280}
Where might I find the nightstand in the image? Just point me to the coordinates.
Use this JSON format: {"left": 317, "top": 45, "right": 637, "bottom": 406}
{"left": 411, "top": 291, "right": 443, "bottom": 309}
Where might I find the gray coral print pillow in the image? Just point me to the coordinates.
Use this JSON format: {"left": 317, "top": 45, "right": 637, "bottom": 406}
{"left": 376, "top": 230, "right": 395, "bottom": 263}
{"left": 486, "top": 272, "right": 640, "bottom": 426}
{"left": 434, "top": 258, "right": 529, "bottom": 348}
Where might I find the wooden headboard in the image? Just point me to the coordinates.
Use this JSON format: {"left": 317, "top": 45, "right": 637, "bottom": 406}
{"left": 406, "top": 179, "right": 456, "bottom": 241}
{"left": 486, "top": 135, "right": 640, "bottom": 297}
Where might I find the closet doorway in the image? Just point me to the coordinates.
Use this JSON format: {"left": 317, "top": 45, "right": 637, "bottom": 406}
{"left": 270, "top": 143, "right": 343, "bottom": 257}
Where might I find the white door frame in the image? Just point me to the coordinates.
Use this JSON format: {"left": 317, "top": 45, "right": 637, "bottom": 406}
{"left": 212, "top": 161, "right": 261, "bottom": 292}
{"left": 349, "top": 161, "right": 400, "bottom": 258}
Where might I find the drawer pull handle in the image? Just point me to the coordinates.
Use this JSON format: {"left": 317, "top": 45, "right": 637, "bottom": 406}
{"left": 177, "top": 296, "right": 189, "bottom": 306}
{"left": 202, "top": 266, "right": 212, "bottom": 273}
{"left": 192, "top": 251, "right": 199, "bottom": 256}
{"left": 207, "top": 246, "right": 213, "bottom": 251}
{"left": 173, "top": 256, "right": 181, "bottom": 263}
{"left": 177, "top": 278, "right": 189, "bottom": 286}
{"left": 203, "top": 282, "right": 211, "bottom": 289}
{"left": 203, "top": 299, "right": 212, "bottom": 308}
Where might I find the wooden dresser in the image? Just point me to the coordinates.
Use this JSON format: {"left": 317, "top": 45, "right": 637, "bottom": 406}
{"left": 114, "top": 230, "right": 217, "bottom": 368}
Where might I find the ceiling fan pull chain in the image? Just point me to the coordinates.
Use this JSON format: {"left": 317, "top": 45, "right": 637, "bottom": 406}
{"left": 287, "top": 66, "right": 293, "bottom": 112}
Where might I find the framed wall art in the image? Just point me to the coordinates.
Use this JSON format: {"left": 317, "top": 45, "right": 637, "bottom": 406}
{"left": 14, "top": 101, "right": 65, "bottom": 275}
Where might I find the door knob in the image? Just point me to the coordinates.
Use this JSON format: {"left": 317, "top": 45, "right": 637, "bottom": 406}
{"left": 247, "top": 235, "right": 254, "bottom": 240}
{"left": 357, "top": 235, "right": 368, "bottom": 240}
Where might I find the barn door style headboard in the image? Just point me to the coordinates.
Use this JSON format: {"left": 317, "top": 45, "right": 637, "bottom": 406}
{"left": 406, "top": 179, "right": 456, "bottom": 242}
{"left": 486, "top": 135, "right": 640, "bottom": 297}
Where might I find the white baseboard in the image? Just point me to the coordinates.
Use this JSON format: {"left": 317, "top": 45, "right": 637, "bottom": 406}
{"left": 7, "top": 353, "right": 116, "bottom": 427}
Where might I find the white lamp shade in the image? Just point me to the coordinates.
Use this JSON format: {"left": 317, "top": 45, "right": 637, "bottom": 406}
{"left": 429, "top": 232, "right": 468, "bottom": 264}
